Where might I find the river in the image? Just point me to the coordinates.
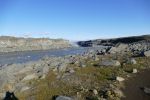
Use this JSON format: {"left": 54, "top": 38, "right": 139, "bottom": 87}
{"left": 0, "top": 46, "right": 108, "bottom": 65}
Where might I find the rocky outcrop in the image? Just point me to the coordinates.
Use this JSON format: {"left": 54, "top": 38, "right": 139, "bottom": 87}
{"left": 77, "top": 35, "right": 150, "bottom": 56}
{"left": 77, "top": 35, "right": 150, "bottom": 47}
{"left": 0, "top": 36, "right": 72, "bottom": 52}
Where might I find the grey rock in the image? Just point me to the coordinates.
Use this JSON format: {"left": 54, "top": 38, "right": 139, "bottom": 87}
{"left": 93, "top": 89, "right": 98, "bottom": 95}
{"left": 143, "top": 87, "right": 150, "bottom": 94}
{"left": 144, "top": 50, "right": 150, "bottom": 57}
{"left": 132, "top": 69, "right": 138, "bottom": 73}
{"left": 69, "top": 69, "right": 75, "bottom": 73}
{"left": 55, "top": 96, "right": 74, "bottom": 100}
{"left": 109, "top": 43, "right": 128, "bottom": 54}
{"left": 100, "top": 60, "right": 121, "bottom": 66}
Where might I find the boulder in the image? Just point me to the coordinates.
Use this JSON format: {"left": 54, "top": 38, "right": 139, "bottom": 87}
{"left": 100, "top": 60, "right": 121, "bottom": 66}
{"left": 109, "top": 44, "right": 128, "bottom": 54}
{"left": 55, "top": 96, "right": 73, "bottom": 100}
{"left": 144, "top": 50, "right": 150, "bottom": 57}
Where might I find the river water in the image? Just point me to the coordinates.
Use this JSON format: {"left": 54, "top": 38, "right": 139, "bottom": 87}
{"left": 0, "top": 46, "right": 107, "bottom": 65}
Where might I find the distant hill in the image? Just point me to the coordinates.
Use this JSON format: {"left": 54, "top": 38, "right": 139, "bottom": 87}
{"left": 77, "top": 35, "right": 150, "bottom": 47}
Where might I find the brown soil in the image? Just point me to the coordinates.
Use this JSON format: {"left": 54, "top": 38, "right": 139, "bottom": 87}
{"left": 121, "top": 69, "right": 150, "bottom": 100}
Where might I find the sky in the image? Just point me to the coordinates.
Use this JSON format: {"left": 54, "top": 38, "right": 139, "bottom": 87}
{"left": 0, "top": 0, "right": 150, "bottom": 40}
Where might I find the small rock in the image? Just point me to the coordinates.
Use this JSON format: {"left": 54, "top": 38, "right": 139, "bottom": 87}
{"left": 55, "top": 96, "right": 73, "bottom": 100}
{"left": 116, "top": 76, "right": 125, "bottom": 82}
{"left": 132, "top": 69, "right": 138, "bottom": 73}
{"left": 144, "top": 50, "right": 150, "bottom": 57}
{"left": 143, "top": 87, "right": 150, "bottom": 94}
{"left": 69, "top": 69, "right": 75, "bottom": 73}
{"left": 93, "top": 89, "right": 98, "bottom": 95}
{"left": 21, "top": 86, "right": 30, "bottom": 92}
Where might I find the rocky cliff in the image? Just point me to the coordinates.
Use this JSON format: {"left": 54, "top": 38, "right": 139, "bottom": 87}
{"left": 0, "top": 36, "right": 72, "bottom": 52}
{"left": 77, "top": 35, "right": 150, "bottom": 47}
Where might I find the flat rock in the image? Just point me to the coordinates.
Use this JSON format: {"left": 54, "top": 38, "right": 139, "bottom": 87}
{"left": 100, "top": 60, "right": 121, "bottom": 66}
{"left": 22, "top": 73, "right": 38, "bottom": 81}
{"left": 21, "top": 86, "right": 30, "bottom": 92}
{"left": 116, "top": 76, "right": 125, "bottom": 82}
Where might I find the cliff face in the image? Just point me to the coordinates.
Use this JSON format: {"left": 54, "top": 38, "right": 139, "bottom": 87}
{"left": 0, "top": 36, "right": 72, "bottom": 52}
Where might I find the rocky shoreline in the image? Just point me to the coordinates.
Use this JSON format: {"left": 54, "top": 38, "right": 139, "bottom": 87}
{"left": 0, "top": 35, "right": 150, "bottom": 100}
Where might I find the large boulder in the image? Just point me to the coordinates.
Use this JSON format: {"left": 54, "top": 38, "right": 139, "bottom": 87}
{"left": 100, "top": 60, "right": 121, "bottom": 66}
{"left": 109, "top": 43, "right": 128, "bottom": 54}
